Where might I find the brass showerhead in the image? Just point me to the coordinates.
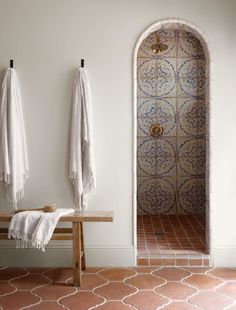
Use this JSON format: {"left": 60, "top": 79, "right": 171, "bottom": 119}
{"left": 151, "top": 35, "right": 168, "bottom": 54}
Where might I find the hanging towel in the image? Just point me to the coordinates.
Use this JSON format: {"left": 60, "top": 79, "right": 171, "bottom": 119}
{"left": 69, "top": 68, "right": 96, "bottom": 210}
{"left": 8, "top": 208, "right": 74, "bottom": 251}
{"left": 0, "top": 68, "right": 29, "bottom": 208}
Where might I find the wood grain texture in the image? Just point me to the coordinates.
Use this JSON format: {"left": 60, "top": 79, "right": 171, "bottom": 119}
{"left": 73, "top": 222, "right": 82, "bottom": 286}
{"left": 0, "top": 211, "right": 114, "bottom": 222}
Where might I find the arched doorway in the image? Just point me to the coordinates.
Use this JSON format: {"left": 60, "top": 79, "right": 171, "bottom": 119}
{"left": 133, "top": 19, "right": 210, "bottom": 266}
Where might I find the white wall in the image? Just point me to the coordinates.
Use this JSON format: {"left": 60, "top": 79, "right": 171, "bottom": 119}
{"left": 0, "top": 0, "right": 235, "bottom": 266}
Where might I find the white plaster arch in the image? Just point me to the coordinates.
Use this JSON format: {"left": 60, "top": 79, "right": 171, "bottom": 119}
{"left": 132, "top": 18, "right": 211, "bottom": 265}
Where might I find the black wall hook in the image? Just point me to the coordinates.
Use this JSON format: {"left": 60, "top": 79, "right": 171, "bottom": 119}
{"left": 10, "top": 59, "right": 14, "bottom": 68}
{"left": 81, "top": 59, "right": 84, "bottom": 68}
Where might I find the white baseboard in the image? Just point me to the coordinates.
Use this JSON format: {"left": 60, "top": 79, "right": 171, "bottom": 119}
{"left": 0, "top": 242, "right": 135, "bottom": 267}
{"left": 212, "top": 247, "right": 236, "bottom": 267}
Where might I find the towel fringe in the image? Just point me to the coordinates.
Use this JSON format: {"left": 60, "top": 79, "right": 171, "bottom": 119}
{"left": 9, "top": 229, "right": 46, "bottom": 252}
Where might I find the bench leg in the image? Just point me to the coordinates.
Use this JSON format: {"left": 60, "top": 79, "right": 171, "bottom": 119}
{"left": 81, "top": 223, "right": 86, "bottom": 270}
{"left": 73, "top": 222, "right": 82, "bottom": 287}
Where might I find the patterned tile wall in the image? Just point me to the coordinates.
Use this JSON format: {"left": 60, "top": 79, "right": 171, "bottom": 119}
{"left": 137, "top": 29, "right": 208, "bottom": 215}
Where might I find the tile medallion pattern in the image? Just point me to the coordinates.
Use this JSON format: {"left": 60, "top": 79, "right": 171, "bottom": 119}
{"left": 0, "top": 266, "right": 236, "bottom": 310}
{"left": 137, "top": 28, "right": 208, "bottom": 215}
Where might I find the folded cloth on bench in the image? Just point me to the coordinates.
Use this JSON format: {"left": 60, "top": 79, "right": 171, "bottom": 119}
{"left": 8, "top": 208, "right": 74, "bottom": 251}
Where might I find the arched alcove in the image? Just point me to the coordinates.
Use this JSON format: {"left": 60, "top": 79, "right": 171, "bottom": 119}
{"left": 133, "top": 19, "right": 210, "bottom": 266}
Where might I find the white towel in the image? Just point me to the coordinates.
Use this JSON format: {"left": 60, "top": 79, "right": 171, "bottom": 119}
{"left": 69, "top": 68, "right": 96, "bottom": 210}
{"left": 0, "top": 68, "right": 29, "bottom": 208}
{"left": 8, "top": 208, "right": 74, "bottom": 251}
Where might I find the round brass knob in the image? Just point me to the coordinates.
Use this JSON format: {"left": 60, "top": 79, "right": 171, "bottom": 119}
{"left": 150, "top": 124, "right": 164, "bottom": 137}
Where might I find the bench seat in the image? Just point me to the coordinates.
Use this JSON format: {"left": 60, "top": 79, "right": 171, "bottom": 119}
{"left": 0, "top": 210, "right": 114, "bottom": 287}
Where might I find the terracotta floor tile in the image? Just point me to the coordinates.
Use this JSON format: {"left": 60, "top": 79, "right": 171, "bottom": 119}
{"left": 10, "top": 273, "right": 50, "bottom": 290}
{"left": 2, "top": 266, "right": 236, "bottom": 310}
{"left": 43, "top": 268, "right": 73, "bottom": 282}
{"left": 182, "top": 267, "right": 212, "bottom": 273}
{"left": 80, "top": 274, "right": 108, "bottom": 290}
{"left": 29, "top": 301, "right": 65, "bottom": 309}
{"left": 60, "top": 291, "right": 104, "bottom": 310}
{"left": 83, "top": 267, "right": 104, "bottom": 273}
{"left": 137, "top": 215, "right": 207, "bottom": 266}
{"left": 189, "top": 291, "right": 234, "bottom": 310}
{"left": 96, "top": 301, "right": 135, "bottom": 309}
{"left": 94, "top": 282, "right": 137, "bottom": 300}
{"left": 184, "top": 274, "right": 223, "bottom": 290}
{"left": 25, "top": 267, "right": 52, "bottom": 274}
{"left": 137, "top": 258, "right": 149, "bottom": 266}
{"left": 128, "top": 267, "right": 158, "bottom": 273}
{"left": 208, "top": 268, "right": 236, "bottom": 281}
{"left": 153, "top": 267, "right": 190, "bottom": 281}
{"left": 33, "top": 284, "right": 76, "bottom": 300}
{"left": 155, "top": 282, "right": 197, "bottom": 300}
{"left": 0, "top": 291, "right": 40, "bottom": 310}
{"left": 0, "top": 282, "right": 15, "bottom": 296}
{"left": 98, "top": 268, "right": 136, "bottom": 281}
{"left": 162, "top": 301, "right": 200, "bottom": 309}
{"left": 0, "top": 267, "right": 27, "bottom": 281}
{"left": 124, "top": 291, "right": 168, "bottom": 310}
{"left": 216, "top": 282, "right": 236, "bottom": 299}
{"left": 125, "top": 274, "right": 165, "bottom": 290}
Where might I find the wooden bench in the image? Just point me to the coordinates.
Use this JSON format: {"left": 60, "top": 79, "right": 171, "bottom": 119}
{"left": 0, "top": 210, "right": 114, "bottom": 287}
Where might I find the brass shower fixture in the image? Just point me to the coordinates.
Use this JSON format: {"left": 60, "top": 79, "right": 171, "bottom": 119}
{"left": 150, "top": 124, "right": 164, "bottom": 137}
{"left": 151, "top": 34, "right": 168, "bottom": 54}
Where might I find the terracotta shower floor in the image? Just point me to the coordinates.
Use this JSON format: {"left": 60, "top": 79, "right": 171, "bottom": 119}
{"left": 0, "top": 266, "right": 236, "bottom": 309}
{"left": 137, "top": 215, "right": 209, "bottom": 266}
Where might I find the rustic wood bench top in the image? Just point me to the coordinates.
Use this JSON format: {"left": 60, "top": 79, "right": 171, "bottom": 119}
{"left": 0, "top": 210, "right": 114, "bottom": 287}
{"left": 0, "top": 210, "right": 114, "bottom": 222}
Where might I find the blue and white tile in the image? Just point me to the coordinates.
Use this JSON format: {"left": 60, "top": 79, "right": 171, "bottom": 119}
{"left": 156, "top": 195, "right": 176, "bottom": 214}
{"left": 137, "top": 137, "right": 156, "bottom": 156}
{"left": 178, "top": 35, "right": 199, "bottom": 57}
{"left": 178, "top": 77, "right": 198, "bottom": 97}
{"left": 178, "top": 115, "right": 198, "bottom": 136}
{"left": 137, "top": 58, "right": 156, "bottom": 78}
{"left": 156, "top": 98, "right": 176, "bottom": 119}
{"left": 137, "top": 157, "right": 156, "bottom": 176}
{"left": 156, "top": 176, "right": 176, "bottom": 195}
{"left": 156, "top": 137, "right": 176, "bottom": 157}
{"left": 158, "top": 115, "right": 177, "bottom": 137}
{"left": 178, "top": 98, "right": 198, "bottom": 119}
{"left": 137, "top": 77, "right": 156, "bottom": 97}
{"left": 197, "top": 156, "right": 206, "bottom": 175}
{"left": 156, "top": 58, "right": 177, "bottom": 78}
{"left": 137, "top": 98, "right": 156, "bottom": 118}
{"left": 178, "top": 58, "right": 198, "bottom": 78}
{"left": 156, "top": 29, "right": 176, "bottom": 38}
{"left": 198, "top": 116, "right": 206, "bottom": 136}
{"left": 197, "top": 138, "right": 206, "bottom": 157}
{"left": 178, "top": 30, "right": 196, "bottom": 38}
{"left": 156, "top": 77, "right": 176, "bottom": 97}
{"left": 197, "top": 44, "right": 205, "bottom": 57}
{"left": 177, "top": 194, "right": 198, "bottom": 214}
{"left": 198, "top": 59, "right": 207, "bottom": 78}
{"left": 197, "top": 195, "right": 206, "bottom": 214}
{"left": 178, "top": 156, "right": 198, "bottom": 176}
{"left": 156, "top": 156, "right": 176, "bottom": 176}
{"left": 177, "top": 176, "right": 198, "bottom": 196}
{"left": 177, "top": 137, "right": 198, "bottom": 157}
{"left": 196, "top": 177, "right": 206, "bottom": 197}
{"left": 137, "top": 177, "right": 157, "bottom": 214}
{"left": 197, "top": 79, "right": 207, "bottom": 97}
{"left": 137, "top": 117, "right": 156, "bottom": 136}
{"left": 198, "top": 99, "right": 207, "bottom": 118}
